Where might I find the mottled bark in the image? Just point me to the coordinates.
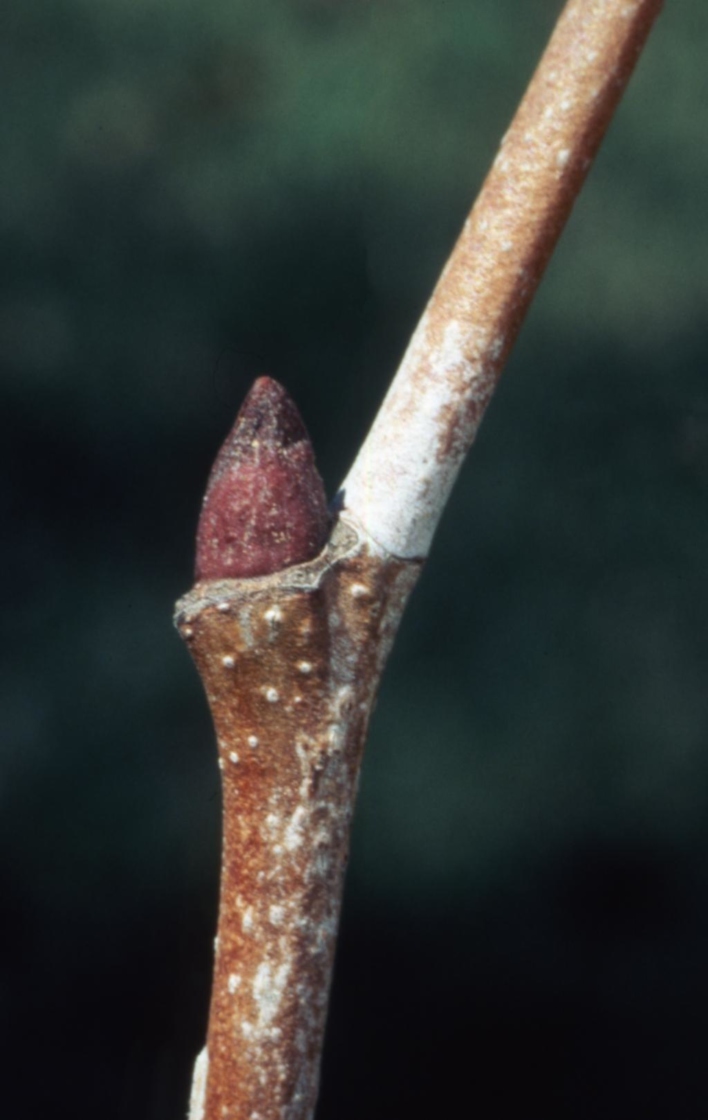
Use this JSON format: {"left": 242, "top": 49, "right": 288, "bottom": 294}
{"left": 177, "top": 2, "right": 664, "bottom": 1117}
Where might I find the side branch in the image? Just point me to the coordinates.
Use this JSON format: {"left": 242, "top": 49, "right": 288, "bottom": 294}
{"left": 340, "top": 0, "right": 663, "bottom": 559}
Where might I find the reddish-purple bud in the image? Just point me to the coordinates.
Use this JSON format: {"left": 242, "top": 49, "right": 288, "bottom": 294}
{"left": 195, "top": 377, "right": 330, "bottom": 581}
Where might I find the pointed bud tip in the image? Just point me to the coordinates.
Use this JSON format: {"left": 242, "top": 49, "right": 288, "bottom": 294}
{"left": 234, "top": 376, "right": 308, "bottom": 448}
{"left": 195, "top": 378, "right": 330, "bottom": 581}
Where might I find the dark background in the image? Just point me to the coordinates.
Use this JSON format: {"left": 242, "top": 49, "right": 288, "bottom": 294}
{"left": 3, "top": 1, "right": 707, "bottom": 1116}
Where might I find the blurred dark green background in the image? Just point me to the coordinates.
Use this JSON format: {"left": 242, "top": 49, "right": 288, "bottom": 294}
{"left": 3, "top": 0, "right": 707, "bottom": 1116}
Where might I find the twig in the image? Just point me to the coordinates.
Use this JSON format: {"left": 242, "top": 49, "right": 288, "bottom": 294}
{"left": 177, "top": 381, "right": 421, "bottom": 1120}
{"left": 176, "top": 2, "right": 664, "bottom": 1117}
{"left": 177, "top": 521, "right": 419, "bottom": 1120}
{"left": 341, "top": 0, "right": 664, "bottom": 558}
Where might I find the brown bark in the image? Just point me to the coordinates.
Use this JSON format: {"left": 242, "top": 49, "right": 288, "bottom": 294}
{"left": 341, "top": 0, "right": 665, "bottom": 558}
{"left": 176, "top": 3, "right": 665, "bottom": 1116}
{"left": 176, "top": 519, "right": 421, "bottom": 1118}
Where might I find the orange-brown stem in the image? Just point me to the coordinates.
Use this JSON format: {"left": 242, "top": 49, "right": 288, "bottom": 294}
{"left": 178, "top": 4, "right": 665, "bottom": 1117}
{"left": 176, "top": 521, "right": 421, "bottom": 1119}
{"left": 341, "top": 0, "right": 665, "bottom": 559}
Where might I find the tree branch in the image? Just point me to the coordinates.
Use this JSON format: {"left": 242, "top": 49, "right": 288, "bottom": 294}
{"left": 177, "top": 2, "right": 664, "bottom": 1117}
{"left": 340, "top": 0, "right": 663, "bottom": 559}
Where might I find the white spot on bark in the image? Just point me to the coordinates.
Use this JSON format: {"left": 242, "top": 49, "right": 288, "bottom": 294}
{"left": 350, "top": 583, "right": 369, "bottom": 598}
{"left": 221, "top": 655, "right": 235, "bottom": 668}
{"left": 264, "top": 605, "right": 282, "bottom": 624}
{"left": 183, "top": 626, "right": 194, "bottom": 638}
{"left": 269, "top": 904, "right": 285, "bottom": 925}
{"left": 229, "top": 751, "right": 239, "bottom": 764}
{"left": 264, "top": 686, "right": 280, "bottom": 703}
{"left": 216, "top": 602, "right": 230, "bottom": 612}
{"left": 490, "top": 335, "right": 505, "bottom": 361}
{"left": 298, "top": 661, "right": 313, "bottom": 674}
{"left": 248, "top": 735, "right": 259, "bottom": 748}
{"left": 327, "top": 724, "right": 344, "bottom": 752}
{"left": 242, "top": 907, "right": 254, "bottom": 933}
{"left": 253, "top": 960, "right": 290, "bottom": 1029}
{"left": 284, "top": 806, "right": 306, "bottom": 851}
{"left": 556, "top": 147, "right": 570, "bottom": 167}
{"left": 228, "top": 973, "right": 241, "bottom": 993}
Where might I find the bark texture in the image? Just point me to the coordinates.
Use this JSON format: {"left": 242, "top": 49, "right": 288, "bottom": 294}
{"left": 176, "top": 3, "right": 665, "bottom": 1116}
{"left": 176, "top": 519, "right": 421, "bottom": 1119}
{"left": 341, "top": 0, "right": 664, "bottom": 558}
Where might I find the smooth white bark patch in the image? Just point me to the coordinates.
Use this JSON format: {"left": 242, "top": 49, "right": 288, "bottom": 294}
{"left": 341, "top": 316, "right": 497, "bottom": 558}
